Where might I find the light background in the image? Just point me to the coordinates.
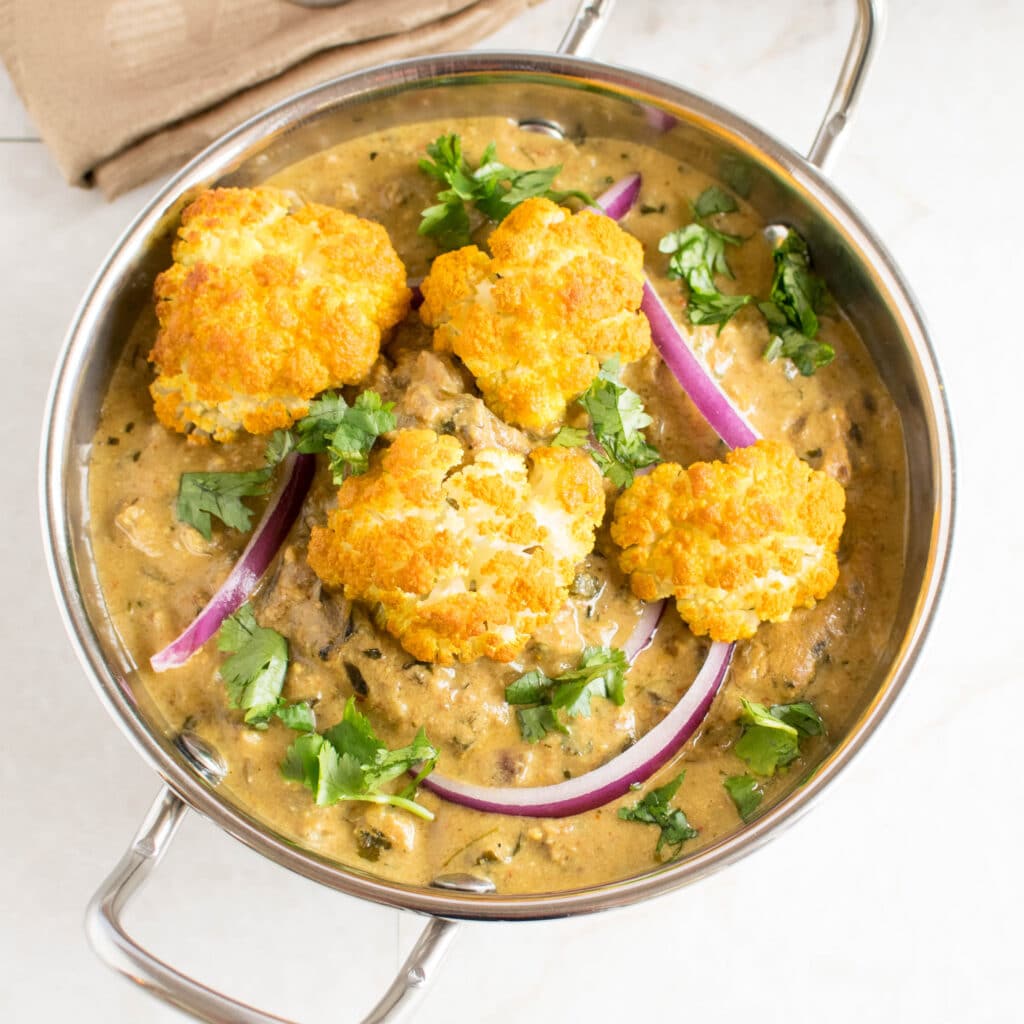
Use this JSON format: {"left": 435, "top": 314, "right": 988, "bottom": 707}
{"left": 2, "top": 0, "right": 1019, "bottom": 1021}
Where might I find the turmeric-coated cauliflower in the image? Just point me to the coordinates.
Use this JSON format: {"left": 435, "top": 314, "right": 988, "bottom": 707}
{"left": 419, "top": 197, "right": 651, "bottom": 433}
{"left": 611, "top": 440, "right": 846, "bottom": 642}
{"left": 307, "top": 429, "right": 605, "bottom": 664}
{"left": 149, "top": 187, "right": 410, "bottom": 442}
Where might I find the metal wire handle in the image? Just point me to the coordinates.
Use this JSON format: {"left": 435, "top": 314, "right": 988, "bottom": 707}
{"left": 807, "top": 0, "right": 885, "bottom": 171}
{"left": 86, "top": 785, "right": 462, "bottom": 1024}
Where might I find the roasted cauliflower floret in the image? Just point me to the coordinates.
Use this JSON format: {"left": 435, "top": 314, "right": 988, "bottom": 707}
{"left": 149, "top": 187, "right": 410, "bottom": 442}
{"left": 611, "top": 440, "right": 846, "bottom": 642}
{"left": 307, "top": 429, "right": 605, "bottom": 664}
{"left": 419, "top": 196, "right": 651, "bottom": 433}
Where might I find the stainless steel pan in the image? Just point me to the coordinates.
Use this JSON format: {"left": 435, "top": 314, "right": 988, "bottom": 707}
{"left": 40, "top": 1, "right": 954, "bottom": 1020}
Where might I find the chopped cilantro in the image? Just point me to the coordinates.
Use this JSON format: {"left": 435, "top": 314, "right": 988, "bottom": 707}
{"left": 553, "top": 360, "right": 660, "bottom": 488}
{"left": 517, "top": 706, "right": 569, "bottom": 743}
{"left": 271, "top": 390, "right": 395, "bottom": 484}
{"left": 688, "top": 291, "right": 755, "bottom": 326}
{"left": 693, "top": 184, "right": 739, "bottom": 219}
{"left": 274, "top": 700, "right": 317, "bottom": 733}
{"left": 659, "top": 185, "right": 752, "bottom": 331}
{"left": 733, "top": 698, "right": 824, "bottom": 776}
{"left": 217, "top": 604, "right": 289, "bottom": 727}
{"left": 760, "top": 229, "right": 834, "bottom": 376}
{"left": 618, "top": 772, "right": 698, "bottom": 857}
{"left": 724, "top": 774, "right": 763, "bottom": 820}
{"left": 176, "top": 467, "right": 271, "bottom": 540}
{"left": 264, "top": 428, "right": 296, "bottom": 467}
{"left": 418, "top": 134, "right": 591, "bottom": 250}
{"left": 770, "top": 700, "right": 825, "bottom": 737}
{"left": 281, "top": 697, "right": 437, "bottom": 819}
{"left": 506, "top": 646, "right": 628, "bottom": 742}
{"left": 769, "top": 229, "right": 825, "bottom": 337}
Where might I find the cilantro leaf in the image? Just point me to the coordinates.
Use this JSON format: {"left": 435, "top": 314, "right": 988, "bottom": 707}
{"left": 660, "top": 222, "right": 738, "bottom": 288}
{"left": 176, "top": 468, "right": 271, "bottom": 540}
{"left": 506, "top": 647, "right": 628, "bottom": 741}
{"left": 733, "top": 697, "right": 824, "bottom": 776}
{"left": 316, "top": 743, "right": 366, "bottom": 806}
{"left": 618, "top": 772, "right": 699, "bottom": 856}
{"left": 505, "top": 669, "right": 550, "bottom": 706}
{"left": 563, "top": 360, "right": 660, "bottom": 488}
{"left": 323, "top": 698, "right": 386, "bottom": 770}
{"left": 517, "top": 706, "right": 569, "bottom": 743}
{"left": 265, "top": 429, "right": 296, "bottom": 467}
{"left": 659, "top": 186, "right": 752, "bottom": 331}
{"left": 760, "top": 301, "right": 835, "bottom": 376}
{"left": 418, "top": 133, "right": 591, "bottom": 251}
{"left": 724, "top": 774, "right": 763, "bottom": 820}
{"left": 769, "top": 229, "right": 825, "bottom": 337}
{"left": 325, "top": 392, "right": 396, "bottom": 481}
{"left": 275, "top": 390, "right": 395, "bottom": 483}
{"left": 551, "top": 425, "right": 590, "bottom": 449}
{"left": 688, "top": 291, "right": 756, "bottom": 327}
{"left": 549, "top": 646, "right": 628, "bottom": 716}
{"left": 760, "top": 230, "right": 834, "bottom": 376}
{"left": 217, "top": 604, "right": 289, "bottom": 727}
{"left": 281, "top": 697, "right": 438, "bottom": 819}
{"left": 693, "top": 184, "right": 739, "bottom": 219}
{"left": 770, "top": 700, "right": 825, "bottom": 737}
{"left": 281, "top": 733, "right": 324, "bottom": 789}
{"left": 274, "top": 700, "right": 316, "bottom": 733}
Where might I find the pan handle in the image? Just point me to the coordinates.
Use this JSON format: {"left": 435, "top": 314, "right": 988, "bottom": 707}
{"left": 86, "top": 786, "right": 460, "bottom": 1024}
{"left": 807, "top": 0, "right": 886, "bottom": 170}
{"left": 558, "top": 0, "right": 616, "bottom": 58}
{"left": 556, "top": 0, "right": 883, "bottom": 173}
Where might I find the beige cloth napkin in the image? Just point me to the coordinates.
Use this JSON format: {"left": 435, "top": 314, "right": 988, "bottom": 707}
{"left": 0, "top": 0, "right": 542, "bottom": 197}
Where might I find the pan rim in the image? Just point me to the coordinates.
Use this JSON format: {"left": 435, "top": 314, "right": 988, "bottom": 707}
{"left": 41, "top": 49, "right": 955, "bottom": 921}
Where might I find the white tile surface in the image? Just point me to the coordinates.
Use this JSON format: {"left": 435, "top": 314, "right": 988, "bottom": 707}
{"left": 4, "top": 1, "right": 1021, "bottom": 1022}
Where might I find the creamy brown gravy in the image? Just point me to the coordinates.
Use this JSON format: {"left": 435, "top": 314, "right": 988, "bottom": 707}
{"left": 88, "top": 117, "right": 906, "bottom": 892}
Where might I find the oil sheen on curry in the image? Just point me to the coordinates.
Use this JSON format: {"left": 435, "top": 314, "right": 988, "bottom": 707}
{"left": 88, "top": 117, "right": 906, "bottom": 893}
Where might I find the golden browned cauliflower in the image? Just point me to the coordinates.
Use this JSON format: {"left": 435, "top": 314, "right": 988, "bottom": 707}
{"left": 149, "top": 187, "right": 410, "bottom": 442}
{"left": 307, "top": 429, "right": 605, "bottom": 664}
{"left": 610, "top": 440, "right": 846, "bottom": 642}
{"left": 419, "top": 196, "right": 651, "bottom": 433}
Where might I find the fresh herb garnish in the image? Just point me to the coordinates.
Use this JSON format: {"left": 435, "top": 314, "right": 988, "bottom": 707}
{"left": 268, "top": 390, "right": 395, "bottom": 484}
{"left": 552, "top": 359, "right": 660, "bottom": 488}
{"left": 274, "top": 700, "right": 317, "bottom": 733}
{"left": 281, "top": 697, "right": 438, "bottom": 820}
{"left": 693, "top": 184, "right": 739, "bottom": 219}
{"left": 759, "top": 229, "right": 834, "bottom": 375}
{"left": 217, "top": 604, "right": 313, "bottom": 730}
{"left": 723, "top": 774, "right": 763, "bottom": 820}
{"left": 418, "top": 133, "right": 591, "bottom": 250}
{"left": 618, "top": 771, "right": 698, "bottom": 857}
{"left": 659, "top": 185, "right": 752, "bottom": 330}
{"left": 506, "top": 646, "right": 628, "bottom": 742}
{"left": 733, "top": 698, "right": 824, "bottom": 776}
{"left": 180, "top": 390, "right": 392, "bottom": 539}
{"left": 177, "top": 467, "right": 272, "bottom": 540}
{"left": 770, "top": 700, "right": 825, "bottom": 737}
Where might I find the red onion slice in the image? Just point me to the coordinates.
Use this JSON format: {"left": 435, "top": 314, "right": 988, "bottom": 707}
{"left": 421, "top": 641, "right": 734, "bottom": 817}
{"left": 592, "top": 173, "right": 642, "bottom": 220}
{"left": 589, "top": 175, "right": 759, "bottom": 449}
{"left": 150, "top": 453, "right": 316, "bottom": 672}
{"left": 623, "top": 598, "right": 667, "bottom": 662}
{"left": 643, "top": 105, "right": 678, "bottom": 134}
{"left": 641, "top": 283, "right": 759, "bottom": 449}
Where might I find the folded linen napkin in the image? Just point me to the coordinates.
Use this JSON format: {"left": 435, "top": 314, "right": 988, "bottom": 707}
{"left": 0, "top": 0, "right": 541, "bottom": 197}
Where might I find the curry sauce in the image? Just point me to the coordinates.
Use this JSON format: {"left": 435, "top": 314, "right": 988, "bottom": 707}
{"left": 87, "top": 117, "right": 906, "bottom": 893}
